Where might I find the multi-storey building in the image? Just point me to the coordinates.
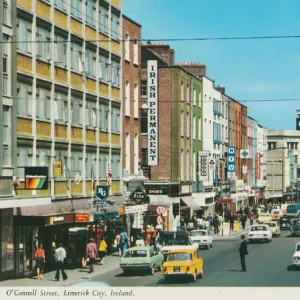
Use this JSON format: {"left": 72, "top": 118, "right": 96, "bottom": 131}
{"left": 247, "top": 116, "right": 254, "bottom": 186}
{"left": 257, "top": 124, "right": 268, "bottom": 188}
{"left": 1, "top": 0, "right": 122, "bottom": 280}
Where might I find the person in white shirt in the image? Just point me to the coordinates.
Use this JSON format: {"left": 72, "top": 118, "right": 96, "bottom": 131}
{"left": 54, "top": 243, "right": 68, "bottom": 281}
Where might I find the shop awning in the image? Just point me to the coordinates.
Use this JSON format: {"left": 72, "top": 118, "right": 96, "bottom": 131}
{"left": 180, "top": 196, "right": 203, "bottom": 211}
{"left": 0, "top": 196, "right": 51, "bottom": 209}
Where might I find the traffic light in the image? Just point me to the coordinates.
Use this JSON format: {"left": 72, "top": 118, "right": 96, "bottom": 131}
{"left": 173, "top": 203, "right": 180, "bottom": 216}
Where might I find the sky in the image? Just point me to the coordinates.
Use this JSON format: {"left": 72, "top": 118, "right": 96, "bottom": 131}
{"left": 122, "top": 0, "right": 300, "bottom": 130}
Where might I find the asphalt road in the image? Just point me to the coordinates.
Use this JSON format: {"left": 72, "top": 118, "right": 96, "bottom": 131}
{"left": 92, "top": 229, "right": 300, "bottom": 287}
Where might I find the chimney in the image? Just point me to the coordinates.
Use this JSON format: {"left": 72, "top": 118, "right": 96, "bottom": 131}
{"left": 178, "top": 62, "right": 206, "bottom": 76}
{"left": 216, "top": 85, "right": 225, "bottom": 94}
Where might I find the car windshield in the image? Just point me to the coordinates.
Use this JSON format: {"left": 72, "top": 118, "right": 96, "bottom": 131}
{"left": 297, "top": 244, "right": 300, "bottom": 251}
{"left": 272, "top": 211, "right": 280, "bottom": 214}
{"left": 292, "top": 224, "right": 300, "bottom": 230}
{"left": 189, "top": 231, "right": 207, "bottom": 236}
{"left": 163, "top": 239, "right": 189, "bottom": 246}
{"left": 251, "top": 226, "right": 267, "bottom": 231}
{"left": 124, "top": 250, "right": 147, "bottom": 258}
{"left": 167, "top": 253, "right": 192, "bottom": 262}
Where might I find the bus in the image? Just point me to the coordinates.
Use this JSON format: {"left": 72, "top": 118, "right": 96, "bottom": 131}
{"left": 286, "top": 204, "right": 300, "bottom": 218}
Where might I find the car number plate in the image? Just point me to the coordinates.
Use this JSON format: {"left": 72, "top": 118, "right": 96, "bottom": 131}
{"left": 174, "top": 267, "right": 180, "bottom": 272}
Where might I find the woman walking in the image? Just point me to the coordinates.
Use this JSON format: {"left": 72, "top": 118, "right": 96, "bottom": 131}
{"left": 86, "top": 238, "right": 98, "bottom": 273}
{"left": 98, "top": 237, "right": 107, "bottom": 265}
{"left": 35, "top": 244, "right": 45, "bottom": 280}
{"left": 119, "top": 228, "right": 129, "bottom": 256}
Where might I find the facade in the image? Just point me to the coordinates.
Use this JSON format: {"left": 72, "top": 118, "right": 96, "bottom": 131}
{"left": 1, "top": 0, "right": 123, "bottom": 280}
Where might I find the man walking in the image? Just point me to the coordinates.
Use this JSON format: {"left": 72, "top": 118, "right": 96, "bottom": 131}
{"left": 239, "top": 235, "right": 248, "bottom": 272}
{"left": 54, "top": 243, "right": 68, "bottom": 281}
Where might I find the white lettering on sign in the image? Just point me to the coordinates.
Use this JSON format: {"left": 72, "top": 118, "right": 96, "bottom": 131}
{"left": 125, "top": 204, "right": 148, "bottom": 214}
{"left": 147, "top": 60, "right": 158, "bottom": 166}
{"left": 53, "top": 216, "right": 64, "bottom": 222}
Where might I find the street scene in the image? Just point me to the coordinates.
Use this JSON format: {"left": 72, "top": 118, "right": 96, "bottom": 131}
{"left": 1, "top": 0, "right": 300, "bottom": 289}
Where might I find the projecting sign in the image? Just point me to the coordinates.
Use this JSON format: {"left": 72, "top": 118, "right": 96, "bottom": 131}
{"left": 240, "top": 149, "right": 249, "bottom": 159}
{"left": 227, "top": 146, "right": 236, "bottom": 180}
{"left": 256, "top": 153, "right": 261, "bottom": 179}
{"left": 129, "top": 187, "right": 149, "bottom": 204}
{"left": 147, "top": 60, "right": 158, "bottom": 166}
{"left": 199, "top": 152, "right": 209, "bottom": 181}
{"left": 25, "top": 167, "right": 49, "bottom": 190}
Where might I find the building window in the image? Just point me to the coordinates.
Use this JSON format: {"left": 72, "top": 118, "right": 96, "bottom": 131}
{"left": 134, "top": 134, "right": 139, "bottom": 174}
{"left": 193, "top": 115, "right": 196, "bottom": 139}
{"left": 71, "top": 0, "right": 82, "bottom": 19}
{"left": 54, "top": 34, "right": 67, "bottom": 67}
{"left": 71, "top": 95, "right": 83, "bottom": 126}
{"left": 54, "top": 149, "right": 67, "bottom": 178}
{"left": 140, "top": 148, "right": 147, "bottom": 164}
{"left": 181, "top": 150, "right": 184, "bottom": 181}
{"left": 17, "top": 18, "right": 32, "bottom": 54}
{"left": 125, "top": 132, "right": 130, "bottom": 172}
{"left": 193, "top": 152, "right": 196, "bottom": 182}
{"left": 193, "top": 89, "right": 196, "bottom": 106}
{"left": 111, "top": 13, "right": 120, "bottom": 40}
{"left": 36, "top": 87, "right": 51, "bottom": 121}
{"left": 199, "top": 91, "right": 202, "bottom": 108}
{"left": 187, "top": 150, "right": 190, "bottom": 181}
{"left": 181, "top": 111, "right": 184, "bottom": 136}
{"left": 99, "top": 53, "right": 109, "bottom": 82}
{"left": 71, "top": 42, "right": 83, "bottom": 72}
{"left": 198, "top": 117, "right": 201, "bottom": 140}
{"left": 2, "top": 106, "right": 11, "bottom": 166}
{"left": 85, "top": 48, "right": 96, "bottom": 77}
{"left": 55, "top": 0, "right": 66, "bottom": 10}
{"left": 2, "top": 34, "right": 9, "bottom": 96}
{"left": 125, "top": 81, "right": 130, "bottom": 116}
{"left": 111, "top": 105, "right": 120, "bottom": 132}
{"left": 133, "top": 39, "right": 138, "bottom": 65}
{"left": 111, "top": 59, "right": 120, "bottom": 87}
{"left": 99, "top": 152, "right": 108, "bottom": 179}
{"left": 99, "top": 5, "right": 108, "bottom": 34}
{"left": 112, "top": 153, "right": 121, "bottom": 179}
{"left": 141, "top": 80, "right": 147, "bottom": 97}
{"left": 134, "top": 84, "right": 139, "bottom": 118}
{"left": 17, "top": 82, "right": 32, "bottom": 117}
{"left": 86, "top": 152, "right": 96, "bottom": 178}
{"left": 187, "top": 112, "right": 190, "bottom": 138}
{"left": 54, "top": 91, "right": 68, "bottom": 122}
{"left": 181, "top": 82, "right": 184, "bottom": 101}
{"left": 2, "top": 0, "right": 10, "bottom": 26}
{"left": 99, "top": 102, "right": 109, "bottom": 131}
{"left": 125, "top": 34, "right": 130, "bottom": 61}
{"left": 85, "top": 99, "right": 97, "bottom": 127}
{"left": 37, "top": 148, "right": 51, "bottom": 168}
{"left": 71, "top": 150, "right": 82, "bottom": 174}
{"left": 141, "top": 109, "right": 148, "bottom": 134}
{"left": 186, "top": 84, "right": 190, "bottom": 103}
{"left": 16, "top": 147, "right": 33, "bottom": 178}
{"left": 86, "top": 0, "right": 96, "bottom": 27}
{"left": 36, "top": 26, "right": 51, "bottom": 60}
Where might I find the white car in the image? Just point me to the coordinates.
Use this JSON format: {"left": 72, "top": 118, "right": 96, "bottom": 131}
{"left": 293, "top": 242, "right": 300, "bottom": 267}
{"left": 189, "top": 230, "right": 213, "bottom": 249}
{"left": 248, "top": 224, "right": 272, "bottom": 243}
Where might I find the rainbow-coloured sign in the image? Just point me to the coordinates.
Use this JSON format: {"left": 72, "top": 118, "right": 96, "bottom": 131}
{"left": 24, "top": 167, "right": 49, "bottom": 190}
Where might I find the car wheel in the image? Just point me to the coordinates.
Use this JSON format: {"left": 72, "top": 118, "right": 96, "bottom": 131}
{"left": 158, "top": 264, "right": 162, "bottom": 271}
{"left": 199, "top": 269, "right": 204, "bottom": 278}
{"left": 150, "top": 266, "right": 155, "bottom": 275}
{"left": 210, "top": 243, "right": 213, "bottom": 248}
{"left": 192, "top": 272, "right": 197, "bottom": 282}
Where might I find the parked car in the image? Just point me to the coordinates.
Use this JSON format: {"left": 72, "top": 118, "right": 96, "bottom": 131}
{"left": 263, "top": 221, "right": 280, "bottom": 237}
{"left": 290, "top": 222, "right": 300, "bottom": 237}
{"left": 158, "top": 232, "right": 198, "bottom": 260}
{"left": 163, "top": 249, "right": 204, "bottom": 282}
{"left": 120, "top": 246, "right": 164, "bottom": 275}
{"left": 248, "top": 224, "right": 272, "bottom": 243}
{"left": 189, "top": 230, "right": 213, "bottom": 249}
{"left": 270, "top": 209, "right": 283, "bottom": 221}
{"left": 280, "top": 216, "right": 292, "bottom": 229}
{"left": 293, "top": 242, "right": 300, "bottom": 268}
{"left": 280, "top": 204, "right": 288, "bottom": 214}
{"left": 257, "top": 213, "right": 272, "bottom": 224}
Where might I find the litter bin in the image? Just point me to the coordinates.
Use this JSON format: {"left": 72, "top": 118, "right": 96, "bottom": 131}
{"left": 233, "top": 221, "right": 240, "bottom": 232}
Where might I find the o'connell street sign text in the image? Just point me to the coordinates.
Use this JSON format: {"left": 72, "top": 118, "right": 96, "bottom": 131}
{"left": 147, "top": 60, "right": 158, "bottom": 166}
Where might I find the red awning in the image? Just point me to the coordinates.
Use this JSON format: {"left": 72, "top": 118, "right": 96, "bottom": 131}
{"left": 216, "top": 199, "right": 233, "bottom": 204}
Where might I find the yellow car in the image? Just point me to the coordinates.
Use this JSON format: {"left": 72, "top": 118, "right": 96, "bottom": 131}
{"left": 270, "top": 209, "right": 283, "bottom": 221}
{"left": 162, "top": 249, "right": 204, "bottom": 282}
{"left": 257, "top": 213, "right": 272, "bottom": 224}
{"left": 263, "top": 221, "right": 281, "bottom": 237}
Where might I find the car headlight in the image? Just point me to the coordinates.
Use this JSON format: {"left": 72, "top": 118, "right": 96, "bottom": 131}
{"left": 294, "top": 257, "right": 300, "bottom": 262}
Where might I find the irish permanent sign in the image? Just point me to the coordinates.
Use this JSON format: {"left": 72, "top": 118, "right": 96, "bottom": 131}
{"left": 147, "top": 60, "right": 158, "bottom": 166}
{"left": 25, "top": 167, "right": 49, "bottom": 190}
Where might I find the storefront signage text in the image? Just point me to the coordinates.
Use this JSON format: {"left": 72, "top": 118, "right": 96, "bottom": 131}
{"left": 145, "top": 185, "right": 169, "bottom": 195}
{"left": 129, "top": 187, "right": 149, "bottom": 204}
{"left": 205, "top": 197, "right": 214, "bottom": 205}
{"left": 75, "top": 213, "right": 90, "bottom": 222}
{"left": 25, "top": 167, "right": 49, "bottom": 190}
{"left": 147, "top": 60, "right": 158, "bottom": 166}
{"left": 256, "top": 153, "right": 261, "bottom": 179}
{"left": 125, "top": 204, "right": 148, "bottom": 214}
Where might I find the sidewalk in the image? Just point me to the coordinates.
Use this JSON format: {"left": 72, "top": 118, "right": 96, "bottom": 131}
{"left": 0, "top": 254, "right": 121, "bottom": 287}
{"left": 212, "top": 219, "right": 252, "bottom": 241}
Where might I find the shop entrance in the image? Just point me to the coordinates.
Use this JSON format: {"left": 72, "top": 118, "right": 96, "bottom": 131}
{"left": 15, "top": 226, "right": 38, "bottom": 277}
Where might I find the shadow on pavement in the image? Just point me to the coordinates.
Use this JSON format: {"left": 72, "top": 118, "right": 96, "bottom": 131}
{"left": 115, "top": 271, "right": 154, "bottom": 278}
{"left": 156, "top": 277, "right": 194, "bottom": 285}
{"left": 287, "top": 265, "right": 300, "bottom": 271}
{"left": 78, "top": 270, "right": 89, "bottom": 273}
{"left": 227, "top": 269, "right": 241, "bottom": 272}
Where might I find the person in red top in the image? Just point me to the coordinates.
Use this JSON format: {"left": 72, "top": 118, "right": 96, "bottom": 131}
{"left": 86, "top": 238, "right": 98, "bottom": 273}
{"left": 35, "top": 244, "right": 45, "bottom": 280}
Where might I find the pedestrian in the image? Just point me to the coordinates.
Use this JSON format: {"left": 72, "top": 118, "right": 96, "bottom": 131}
{"left": 114, "top": 231, "right": 121, "bottom": 256}
{"left": 145, "top": 225, "right": 152, "bottom": 246}
{"left": 105, "top": 227, "right": 115, "bottom": 255}
{"left": 119, "top": 228, "right": 129, "bottom": 256}
{"left": 239, "top": 234, "right": 249, "bottom": 272}
{"left": 98, "top": 236, "right": 107, "bottom": 265}
{"left": 136, "top": 228, "right": 145, "bottom": 247}
{"left": 35, "top": 244, "right": 45, "bottom": 280}
{"left": 213, "top": 215, "right": 219, "bottom": 234}
{"left": 86, "top": 238, "right": 98, "bottom": 273}
{"left": 54, "top": 243, "right": 68, "bottom": 281}
{"left": 80, "top": 239, "right": 87, "bottom": 269}
{"left": 230, "top": 215, "right": 234, "bottom": 230}
{"left": 241, "top": 215, "right": 246, "bottom": 229}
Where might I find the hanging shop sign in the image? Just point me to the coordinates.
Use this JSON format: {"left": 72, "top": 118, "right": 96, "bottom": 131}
{"left": 256, "top": 153, "right": 261, "bottom": 180}
{"left": 47, "top": 213, "right": 75, "bottom": 225}
{"left": 145, "top": 185, "right": 169, "bottom": 195}
{"left": 75, "top": 213, "right": 90, "bottom": 222}
{"left": 199, "top": 152, "right": 209, "bottom": 181}
{"left": 96, "top": 185, "right": 109, "bottom": 201}
{"left": 129, "top": 187, "right": 150, "bottom": 204}
{"left": 25, "top": 167, "right": 49, "bottom": 190}
{"left": 53, "top": 161, "right": 62, "bottom": 177}
{"left": 227, "top": 146, "right": 236, "bottom": 180}
{"left": 94, "top": 211, "right": 119, "bottom": 220}
{"left": 124, "top": 204, "right": 148, "bottom": 214}
{"left": 147, "top": 60, "right": 158, "bottom": 166}
{"left": 219, "top": 159, "right": 225, "bottom": 180}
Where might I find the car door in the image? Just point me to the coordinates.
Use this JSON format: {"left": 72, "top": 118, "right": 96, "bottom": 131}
{"left": 196, "top": 250, "right": 202, "bottom": 273}
{"left": 149, "top": 248, "right": 155, "bottom": 266}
